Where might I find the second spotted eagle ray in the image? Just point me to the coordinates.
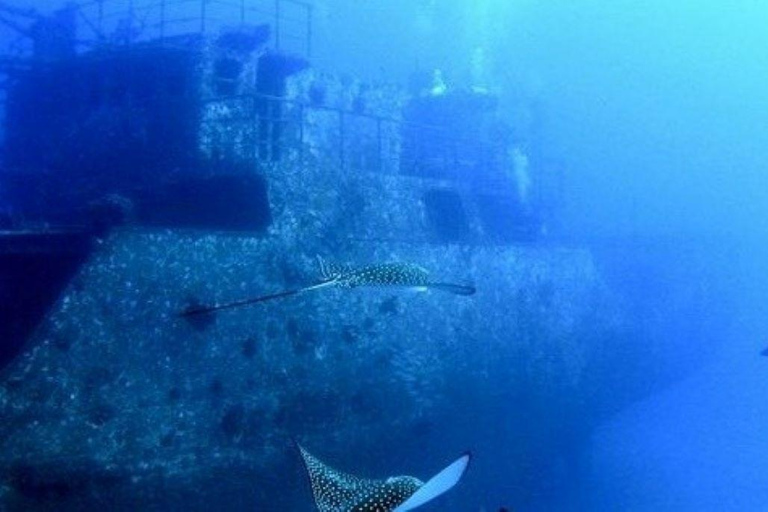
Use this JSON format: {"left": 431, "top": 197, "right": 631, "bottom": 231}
{"left": 297, "top": 444, "right": 471, "bottom": 512}
{"left": 181, "top": 258, "right": 475, "bottom": 317}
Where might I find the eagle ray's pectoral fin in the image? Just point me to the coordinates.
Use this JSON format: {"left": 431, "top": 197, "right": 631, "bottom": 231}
{"left": 392, "top": 452, "right": 472, "bottom": 512}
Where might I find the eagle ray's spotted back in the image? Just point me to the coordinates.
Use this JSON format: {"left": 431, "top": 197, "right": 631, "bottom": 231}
{"left": 298, "top": 445, "right": 422, "bottom": 512}
{"left": 337, "top": 263, "right": 431, "bottom": 290}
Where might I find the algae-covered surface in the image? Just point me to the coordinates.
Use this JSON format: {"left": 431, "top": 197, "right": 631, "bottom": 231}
{"left": 0, "top": 228, "right": 632, "bottom": 509}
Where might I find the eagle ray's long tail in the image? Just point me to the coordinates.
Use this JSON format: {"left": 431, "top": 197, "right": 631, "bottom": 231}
{"left": 179, "top": 281, "right": 335, "bottom": 317}
{"left": 426, "top": 282, "right": 476, "bottom": 296}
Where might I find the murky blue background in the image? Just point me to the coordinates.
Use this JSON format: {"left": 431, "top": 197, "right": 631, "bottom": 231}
{"left": 3, "top": 1, "right": 768, "bottom": 510}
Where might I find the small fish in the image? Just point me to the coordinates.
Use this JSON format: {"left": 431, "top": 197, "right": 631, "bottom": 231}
{"left": 297, "top": 444, "right": 471, "bottom": 512}
{"left": 180, "top": 258, "right": 475, "bottom": 317}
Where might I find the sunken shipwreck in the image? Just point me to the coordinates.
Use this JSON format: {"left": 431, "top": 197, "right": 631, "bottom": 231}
{"left": 0, "top": 1, "right": 731, "bottom": 510}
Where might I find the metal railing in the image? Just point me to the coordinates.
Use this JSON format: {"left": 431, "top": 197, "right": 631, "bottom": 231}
{"left": 82, "top": 0, "right": 311, "bottom": 54}
{"left": 1, "top": 0, "right": 312, "bottom": 59}
{"left": 197, "top": 92, "right": 564, "bottom": 240}
{"left": 199, "top": 93, "right": 540, "bottom": 195}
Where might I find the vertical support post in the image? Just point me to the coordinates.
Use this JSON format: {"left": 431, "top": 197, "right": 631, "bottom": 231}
{"left": 339, "top": 110, "right": 345, "bottom": 171}
{"left": 298, "top": 104, "right": 304, "bottom": 146}
{"left": 451, "top": 138, "right": 458, "bottom": 179}
{"left": 268, "top": 100, "right": 274, "bottom": 162}
{"left": 254, "top": 97, "right": 261, "bottom": 162}
{"left": 306, "top": 4, "right": 313, "bottom": 58}
{"left": 274, "top": 0, "right": 281, "bottom": 51}
{"left": 298, "top": 103, "right": 305, "bottom": 167}
{"left": 376, "top": 118, "right": 383, "bottom": 173}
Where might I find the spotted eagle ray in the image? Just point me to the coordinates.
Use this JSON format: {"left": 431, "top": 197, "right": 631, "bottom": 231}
{"left": 297, "top": 444, "right": 471, "bottom": 512}
{"left": 180, "top": 258, "right": 475, "bottom": 317}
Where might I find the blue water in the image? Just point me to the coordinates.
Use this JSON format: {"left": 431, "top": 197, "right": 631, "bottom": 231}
{"left": 2, "top": 1, "right": 768, "bottom": 511}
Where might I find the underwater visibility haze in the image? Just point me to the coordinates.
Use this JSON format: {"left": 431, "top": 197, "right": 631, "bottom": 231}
{"left": 0, "top": 0, "right": 767, "bottom": 510}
